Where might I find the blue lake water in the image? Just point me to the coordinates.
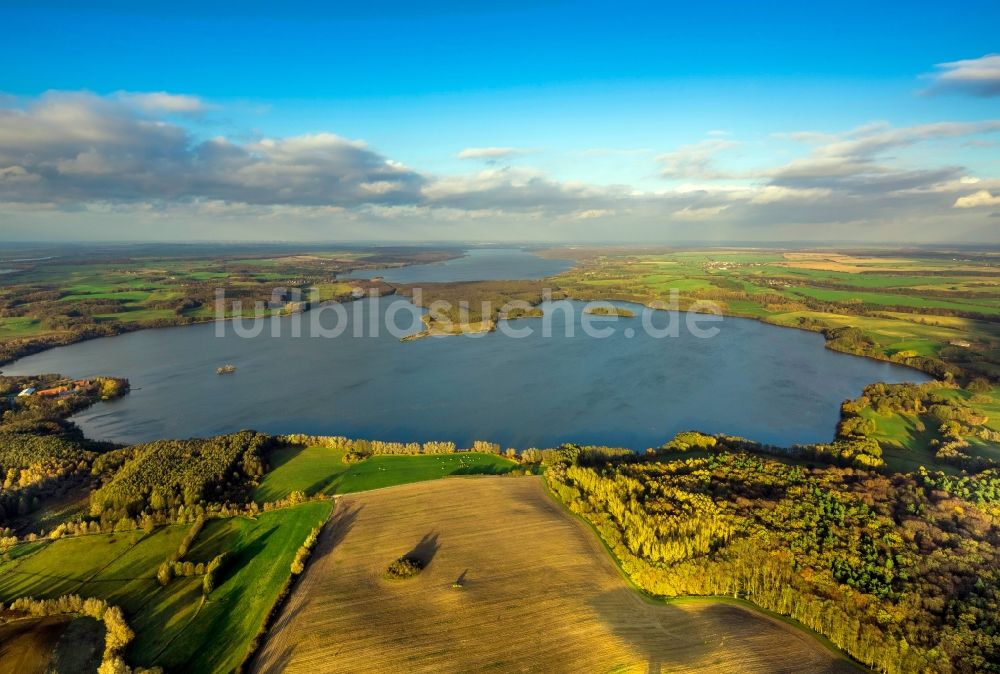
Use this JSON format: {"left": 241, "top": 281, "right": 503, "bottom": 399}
{"left": 350, "top": 248, "right": 572, "bottom": 282}
{"left": 3, "top": 295, "right": 928, "bottom": 449}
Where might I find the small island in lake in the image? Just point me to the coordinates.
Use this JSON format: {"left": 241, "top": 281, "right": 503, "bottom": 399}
{"left": 584, "top": 306, "right": 635, "bottom": 318}
{"left": 500, "top": 306, "right": 544, "bottom": 320}
{"left": 217, "top": 364, "right": 237, "bottom": 374}
{"left": 401, "top": 315, "right": 496, "bottom": 342}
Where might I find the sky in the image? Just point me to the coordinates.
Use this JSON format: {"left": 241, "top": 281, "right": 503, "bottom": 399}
{"left": 1, "top": 0, "right": 999, "bottom": 243}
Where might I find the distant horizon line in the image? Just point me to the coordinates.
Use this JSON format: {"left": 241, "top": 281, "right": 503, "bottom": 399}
{"left": 2, "top": 239, "right": 1000, "bottom": 251}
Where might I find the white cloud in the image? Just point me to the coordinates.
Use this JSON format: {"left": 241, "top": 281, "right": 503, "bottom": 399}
{"left": 115, "top": 91, "right": 209, "bottom": 114}
{"left": 672, "top": 205, "right": 729, "bottom": 220}
{"left": 456, "top": 147, "right": 531, "bottom": 160}
{"left": 657, "top": 139, "right": 741, "bottom": 179}
{"left": 954, "top": 190, "right": 1000, "bottom": 208}
{"left": 749, "top": 186, "right": 832, "bottom": 204}
{"left": 925, "top": 54, "right": 1000, "bottom": 97}
{"left": 574, "top": 209, "right": 614, "bottom": 219}
{"left": 423, "top": 167, "right": 623, "bottom": 214}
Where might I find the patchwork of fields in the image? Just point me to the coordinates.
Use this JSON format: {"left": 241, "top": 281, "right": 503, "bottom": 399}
{"left": 252, "top": 477, "right": 859, "bottom": 674}
{"left": 0, "top": 501, "right": 332, "bottom": 673}
{"left": 0, "top": 246, "right": 457, "bottom": 364}
{"left": 551, "top": 248, "right": 1000, "bottom": 469}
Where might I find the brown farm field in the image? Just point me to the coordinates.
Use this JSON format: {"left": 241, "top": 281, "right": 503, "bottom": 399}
{"left": 252, "top": 477, "right": 862, "bottom": 674}
{"left": 0, "top": 617, "right": 69, "bottom": 674}
{"left": 0, "top": 615, "right": 102, "bottom": 674}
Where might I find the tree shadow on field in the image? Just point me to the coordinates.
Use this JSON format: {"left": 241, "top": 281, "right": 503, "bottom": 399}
{"left": 451, "top": 463, "right": 514, "bottom": 476}
{"left": 589, "top": 589, "right": 853, "bottom": 674}
{"left": 405, "top": 532, "right": 440, "bottom": 567}
{"left": 255, "top": 644, "right": 295, "bottom": 674}
{"left": 309, "top": 503, "right": 363, "bottom": 566}
{"left": 250, "top": 504, "right": 363, "bottom": 674}
{"left": 253, "top": 599, "right": 311, "bottom": 674}
{"left": 215, "top": 525, "right": 277, "bottom": 589}
{"left": 304, "top": 471, "right": 345, "bottom": 496}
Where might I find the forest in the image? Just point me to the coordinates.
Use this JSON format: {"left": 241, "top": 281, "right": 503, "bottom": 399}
{"left": 88, "top": 431, "right": 272, "bottom": 525}
{"left": 547, "top": 444, "right": 1000, "bottom": 673}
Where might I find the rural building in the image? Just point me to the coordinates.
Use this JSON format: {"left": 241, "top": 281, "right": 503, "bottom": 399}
{"left": 17, "top": 387, "right": 35, "bottom": 396}
{"left": 949, "top": 339, "right": 972, "bottom": 348}
{"left": 36, "top": 386, "right": 70, "bottom": 397}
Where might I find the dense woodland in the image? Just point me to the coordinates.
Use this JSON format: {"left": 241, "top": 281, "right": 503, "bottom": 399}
{"left": 89, "top": 431, "right": 271, "bottom": 526}
{"left": 548, "top": 446, "right": 1000, "bottom": 673}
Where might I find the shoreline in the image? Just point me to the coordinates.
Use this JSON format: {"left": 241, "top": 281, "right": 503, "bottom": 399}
{"left": 2, "top": 283, "right": 941, "bottom": 385}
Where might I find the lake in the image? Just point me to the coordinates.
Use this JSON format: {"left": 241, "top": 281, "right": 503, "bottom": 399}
{"left": 350, "top": 247, "right": 573, "bottom": 282}
{"left": 3, "top": 295, "right": 928, "bottom": 449}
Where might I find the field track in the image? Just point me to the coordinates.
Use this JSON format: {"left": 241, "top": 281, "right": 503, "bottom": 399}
{"left": 252, "top": 476, "right": 861, "bottom": 673}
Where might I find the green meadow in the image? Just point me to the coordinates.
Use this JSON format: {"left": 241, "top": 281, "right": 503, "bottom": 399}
{"left": 253, "top": 446, "right": 522, "bottom": 502}
{"left": 0, "top": 501, "right": 331, "bottom": 673}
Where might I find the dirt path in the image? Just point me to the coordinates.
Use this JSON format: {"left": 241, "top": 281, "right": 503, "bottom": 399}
{"left": 252, "top": 476, "right": 861, "bottom": 674}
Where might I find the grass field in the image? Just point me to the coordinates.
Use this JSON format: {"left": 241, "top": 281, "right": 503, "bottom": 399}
{"left": 151, "top": 501, "right": 332, "bottom": 674}
{"left": 253, "top": 446, "right": 522, "bottom": 502}
{"left": 0, "top": 501, "right": 331, "bottom": 673}
{"left": 251, "top": 477, "right": 859, "bottom": 674}
{"left": 786, "top": 287, "right": 1000, "bottom": 315}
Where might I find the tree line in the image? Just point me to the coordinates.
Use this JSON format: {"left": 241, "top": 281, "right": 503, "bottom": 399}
{"left": 2, "top": 594, "right": 157, "bottom": 674}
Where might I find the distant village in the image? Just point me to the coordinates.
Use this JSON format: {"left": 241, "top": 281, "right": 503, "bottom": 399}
{"left": 17, "top": 379, "right": 94, "bottom": 398}
{"left": 11, "top": 376, "right": 129, "bottom": 401}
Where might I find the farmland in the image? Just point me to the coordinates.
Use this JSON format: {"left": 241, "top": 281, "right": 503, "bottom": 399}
{"left": 0, "top": 243, "right": 458, "bottom": 365}
{"left": 252, "top": 477, "right": 858, "bottom": 674}
{"left": 0, "top": 501, "right": 331, "bottom": 672}
{"left": 0, "top": 615, "right": 104, "bottom": 674}
{"left": 549, "top": 248, "right": 1000, "bottom": 470}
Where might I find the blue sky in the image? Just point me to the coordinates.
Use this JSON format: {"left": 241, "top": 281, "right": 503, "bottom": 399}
{"left": 1, "top": 1, "right": 999, "bottom": 242}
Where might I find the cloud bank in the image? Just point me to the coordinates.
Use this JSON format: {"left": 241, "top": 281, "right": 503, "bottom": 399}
{"left": 1, "top": 91, "right": 998, "bottom": 242}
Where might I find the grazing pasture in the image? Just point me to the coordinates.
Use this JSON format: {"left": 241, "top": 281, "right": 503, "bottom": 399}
{"left": 253, "top": 446, "right": 521, "bottom": 502}
{"left": 0, "top": 501, "right": 331, "bottom": 673}
{"left": 252, "top": 477, "right": 859, "bottom": 674}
